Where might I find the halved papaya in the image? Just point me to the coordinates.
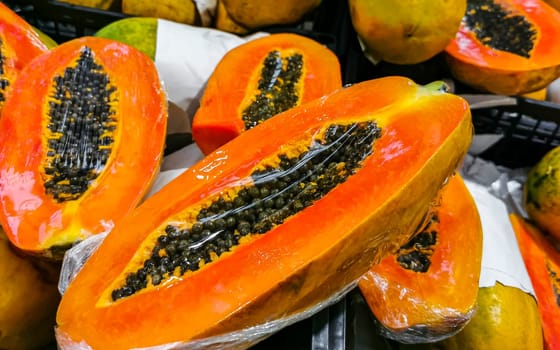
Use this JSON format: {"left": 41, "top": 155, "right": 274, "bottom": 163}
{"left": 56, "top": 76, "right": 473, "bottom": 350}
{"left": 192, "top": 33, "right": 342, "bottom": 155}
{"left": 510, "top": 214, "right": 560, "bottom": 350}
{"left": 445, "top": 0, "right": 560, "bottom": 95}
{"left": 359, "top": 174, "right": 483, "bottom": 343}
{"left": 0, "top": 2, "right": 51, "bottom": 112}
{"left": 0, "top": 37, "right": 167, "bottom": 258}
{"left": 542, "top": 0, "right": 560, "bottom": 11}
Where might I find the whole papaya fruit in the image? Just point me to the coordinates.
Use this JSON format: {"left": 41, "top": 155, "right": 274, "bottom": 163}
{"left": 221, "top": 0, "right": 322, "bottom": 29}
{"left": 348, "top": 0, "right": 466, "bottom": 65}
{"left": 57, "top": 0, "right": 116, "bottom": 10}
{"left": 524, "top": 145, "right": 560, "bottom": 243}
{"left": 121, "top": 0, "right": 199, "bottom": 25}
{"left": 214, "top": 0, "right": 250, "bottom": 35}
{"left": 401, "top": 282, "right": 543, "bottom": 350}
{"left": 95, "top": 17, "right": 158, "bottom": 60}
{"left": 0, "top": 230, "right": 61, "bottom": 350}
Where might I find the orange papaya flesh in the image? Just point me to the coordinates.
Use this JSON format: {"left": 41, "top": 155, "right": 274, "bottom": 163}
{"left": 0, "top": 36, "right": 167, "bottom": 258}
{"left": 510, "top": 214, "right": 560, "bottom": 349}
{"left": 0, "top": 2, "right": 50, "bottom": 112}
{"left": 56, "top": 76, "right": 473, "bottom": 350}
{"left": 359, "top": 174, "right": 483, "bottom": 343}
{"left": 445, "top": 0, "right": 560, "bottom": 95}
{"left": 192, "top": 33, "right": 342, "bottom": 155}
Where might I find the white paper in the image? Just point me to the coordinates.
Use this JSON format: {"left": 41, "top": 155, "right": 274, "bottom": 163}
{"left": 161, "top": 143, "right": 204, "bottom": 171}
{"left": 154, "top": 19, "right": 269, "bottom": 113}
{"left": 469, "top": 134, "right": 504, "bottom": 156}
{"left": 464, "top": 179, "right": 535, "bottom": 296}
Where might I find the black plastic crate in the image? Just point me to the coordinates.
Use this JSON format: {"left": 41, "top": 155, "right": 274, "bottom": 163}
{"left": 471, "top": 97, "right": 560, "bottom": 168}
{"left": 2, "top": 0, "right": 128, "bottom": 42}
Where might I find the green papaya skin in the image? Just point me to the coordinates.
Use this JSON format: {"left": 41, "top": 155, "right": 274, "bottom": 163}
{"left": 95, "top": 17, "right": 157, "bottom": 60}
{"left": 31, "top": 26, "right": 58, "bottom": 49}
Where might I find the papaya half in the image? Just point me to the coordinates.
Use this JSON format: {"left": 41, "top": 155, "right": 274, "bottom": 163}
{"left": 192, "top": 33, "right": 342, "bottom": 155}
{"left": 0, "top": 2, "right": 51, "bottom": 112}
{"left": 56, "top": 77, "right": 472, "bottom": 349}
{"left": 0, "top": 36, "right": 167, "bottom": 258}
{"left": 445, "top": 0, "right": 560, "bottom": 95}
{"left": 510, "top": 214, "right": 560, "bottom": 350}
{"left": 524, "top": 145, "right": 560, "bottom": 243}
{"left": 359, "top": 174, "right": 483, "bottom": 343}
{"left": 542, "top": 0, "right": 560, "bottom": 11}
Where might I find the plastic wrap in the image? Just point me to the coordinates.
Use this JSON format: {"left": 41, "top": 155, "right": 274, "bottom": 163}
{"left": 59, "top": 233, "right": 355, "bottom": 350}
{"left": 55, "top": 124, "right": 376, "bottom": 348}
{"left": 59, "top": 143, "right": 205, "bottom": 296}
{"left": 57, "top": 242, "right": 356, "bottom": 350}
{"left": 356, "top": 142, "right": 537, "bottom": 345}
{"left": 358, "top": 175, "right": 481, "bottom": 344}
{"left": 57, "top": 117, "right": 388, "bottom": 349}
{"left": 54, "top": 77, "right": 470, "bottom": 349}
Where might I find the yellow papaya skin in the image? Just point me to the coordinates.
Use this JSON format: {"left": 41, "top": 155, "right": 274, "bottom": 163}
{"left": 348, "top": 0, "right": 466, "bottom": 65}
{"left": 524, "top": 145, "right": 560, "bottom": 243}
{"left": 56, "top": 0, "right": 116, "bottom": 10}
{"left": 0, "top": 232, "right": 61, "bottom": 350}
{"left": 214, "top": 0, "right": 250, "bottom": 35}
{"left": 400, "top": 283, "right": 543, "bottom": 350}
{"left": 121, "top": 0, "right": 199, "bottom": 25}
{"left": 221, "top": 0, "right": 322, "bottom": 29}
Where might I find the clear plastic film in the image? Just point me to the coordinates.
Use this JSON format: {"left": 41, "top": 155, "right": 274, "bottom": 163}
{"left": 357, "top": 149, "right": 538, "bottom": 345}
{"left": 360, "top": 269, "right": 476, "bottom": 344}
{"left": 56, "top": 122, "right": 383, "bottom": 349}
{"left": 357, "top": 174, "right": 480, "bottom": 344}
{"left": 56, "top": 269, "right": 356, "bottom": 350}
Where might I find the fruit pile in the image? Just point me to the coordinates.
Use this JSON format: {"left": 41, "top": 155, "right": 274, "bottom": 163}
{"left": 1, "top": 0, "right": 560, "bottom": 349}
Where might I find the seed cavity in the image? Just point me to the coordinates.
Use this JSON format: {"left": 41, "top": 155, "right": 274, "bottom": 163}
{"left": 464, "top": 0, "right": 537, "bottom": 58}
{"left": 396, "top": 214, "right": 439, "bottom": 273}
{"left": 0, "top": 38, "right": 10, "bottom": 106}
{"left": 42, "top": 46, "right": 118, "bottom": 202}
{"left": 110, "top": 121, "right": 382, "bottom": 301}
{"left": 241, "top": 50, "right": 304, "bottom": 130}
